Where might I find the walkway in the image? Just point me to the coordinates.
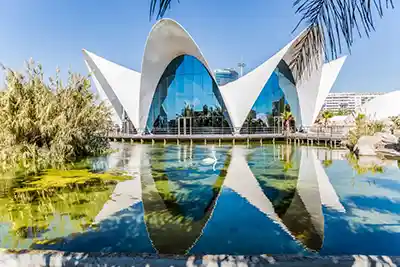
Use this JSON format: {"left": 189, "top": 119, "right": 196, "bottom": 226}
{"left": 107, "top": 132, "right": 345, "bottom": 146}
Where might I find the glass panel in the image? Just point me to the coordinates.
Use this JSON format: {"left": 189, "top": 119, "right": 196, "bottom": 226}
{"left": 240, "top": 60, "right": 298, "bottom": 134}
{"left": 146, "top": 55, "right": 232, "bottom": 134}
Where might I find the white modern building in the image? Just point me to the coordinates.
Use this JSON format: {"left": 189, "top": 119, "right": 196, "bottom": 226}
{"left": 322, "top": 92, "right": 383, "bottom": 113}
{"left": 83, "top": 19, "right": 346, "bottom": 135}
{"left": 354, "top": 90, "right": 400, "bottom": 120}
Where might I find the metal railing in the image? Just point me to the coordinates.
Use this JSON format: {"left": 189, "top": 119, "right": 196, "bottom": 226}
{"left": 107, "top": 125, "right": 352, "bottom": 139}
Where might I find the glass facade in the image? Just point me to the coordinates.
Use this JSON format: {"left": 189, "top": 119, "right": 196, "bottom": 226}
{"left": 241, "top": 60, "right": 297, "bottom": 134}
{"left": 146, "top": 55, "right": 232, "bottom": 134}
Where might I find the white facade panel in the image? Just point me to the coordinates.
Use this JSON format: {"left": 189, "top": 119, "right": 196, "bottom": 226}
{"left": 312, "top": 56, "right": 347, "bottom": 123}
{"left": 83, "top": 50, "right": 141, "bottom": 129}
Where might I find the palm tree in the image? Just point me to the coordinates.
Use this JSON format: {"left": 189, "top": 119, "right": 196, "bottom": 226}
{"left": 149, "top": 0, "right": 393, "bottom": 80}
{"left": 281, "top": 111, "right": 293, "bottom": 134}
{"left": 321, "top": 110, "right": 333, "bottom": 128}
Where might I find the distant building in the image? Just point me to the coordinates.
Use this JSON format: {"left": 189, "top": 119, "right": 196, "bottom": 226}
{"left": 214, "top": 68, "right": 239, "bottom": 86}
{"left": 322, "top": 92, "right": 384, "bottom": 113}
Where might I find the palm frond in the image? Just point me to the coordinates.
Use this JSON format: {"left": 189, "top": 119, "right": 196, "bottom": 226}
{"left": 149, "top": 0, "right": 175, "bottom": 19}
{"left": 292, "top": 0, "right": 394, "bottom": 80}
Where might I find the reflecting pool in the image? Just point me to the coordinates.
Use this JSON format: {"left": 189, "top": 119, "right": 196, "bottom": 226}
{"left": 0, "top": 143, "right": 400, "bottom": 256}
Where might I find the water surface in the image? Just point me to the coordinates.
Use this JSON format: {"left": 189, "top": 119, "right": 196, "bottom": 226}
{"left": 0, "top": 143, "right": 399, "bottom": 256}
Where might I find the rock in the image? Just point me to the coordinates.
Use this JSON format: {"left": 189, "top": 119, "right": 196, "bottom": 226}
{"left": 374, "top": 132, "right": 398, "bottom": 145}
{"left": 376, "top": 148, "right": 400, "bottom": 160}
{"left": 354, "top": 135, "right": 382, "bottom": 156}
{"left": 354, "top": 132, "right": 399, "bottom": 157}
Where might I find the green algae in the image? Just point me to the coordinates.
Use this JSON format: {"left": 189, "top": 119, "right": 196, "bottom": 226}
{"left": 13, "top": 168, "right": 130, "bottom": 194}
{"left": 0, "top": 156, "right": 132, "bottom": 249}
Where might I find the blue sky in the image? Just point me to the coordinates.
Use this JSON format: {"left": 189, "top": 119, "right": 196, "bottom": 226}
{"left": 0, "top": 0, "right": 399, "bottom": 93}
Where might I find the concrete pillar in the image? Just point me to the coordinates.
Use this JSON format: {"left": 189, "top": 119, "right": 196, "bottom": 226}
{"left": 177, "top": 139, "right": 179, "bottom": 145}
{"left": 260, "top": 139, "right": 263, "bottom": 146}
{"left": 273, "top": 138, "right": 275, "bottom": 144}
{"left": 140, "top": 139, "right": 144, "bottom": 144}
{"left": 204, "top": 139, "right": 207, "bottom": 145}
{"left": 325, "top": 140, "right": 327, "bottom": 147}
{"left": 219, "top": 139, "right": 221, "bottom": 147}
{"left": 247, "top": 138, "right": 250, "bottom": 147}
{"left": 152, "top": 139, "right": 155, "bottom": 145}
{"left": 233, "top": 139, "right": 235, "bottom": 145}
{"left": 164, "top": 139, "right": 167, "bottom": 146}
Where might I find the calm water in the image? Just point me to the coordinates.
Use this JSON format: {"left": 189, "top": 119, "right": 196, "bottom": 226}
{"left": 0, "top": 142, "right": 400, "bottom": 256}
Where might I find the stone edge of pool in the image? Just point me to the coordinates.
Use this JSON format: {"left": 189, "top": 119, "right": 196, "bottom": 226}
{"left": 1, "top": 250, "right": 399, "bottom": 267}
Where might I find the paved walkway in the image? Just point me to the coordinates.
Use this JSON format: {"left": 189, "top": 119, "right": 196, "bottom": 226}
{"left": 1, "top": 251, "right": 398, "bottom": 267}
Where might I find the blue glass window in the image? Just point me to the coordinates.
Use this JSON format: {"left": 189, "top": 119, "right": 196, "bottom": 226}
{"left": 240, "top": 60, "right": 298, "bottom": 134}
{"left": 146, "top": 55, "right": 232, "bottom": 134}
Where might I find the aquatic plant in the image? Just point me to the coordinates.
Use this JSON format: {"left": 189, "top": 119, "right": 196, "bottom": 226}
{"left": 0, "top": 60, "right": 112, "bottom": 173}
{"left": 346, "top": 153, "right": 384, "bottom": 175}
{"left": 0, "top": 180, "right": 115, "bottom": 248}
{"left": 322, "top": 160, "right": 333, "bottom": 168}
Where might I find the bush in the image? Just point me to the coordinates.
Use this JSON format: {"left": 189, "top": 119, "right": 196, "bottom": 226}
{"left": 347, "top": 113, "right": 384, "bottom": 147}
{"left": 0, "top": 60, "right": 112, "bottom": 173}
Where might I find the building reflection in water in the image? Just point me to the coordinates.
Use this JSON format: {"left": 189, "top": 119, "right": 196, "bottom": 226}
{"left": 30, "top": 143, "right": 344, "bottom": 255}
{"left": 138, "top": 143, "right": 344, "bottom": 254}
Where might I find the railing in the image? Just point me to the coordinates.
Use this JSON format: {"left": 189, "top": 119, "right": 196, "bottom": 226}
{"left": 107, "top": 125, "right": 352, "bottom": 139}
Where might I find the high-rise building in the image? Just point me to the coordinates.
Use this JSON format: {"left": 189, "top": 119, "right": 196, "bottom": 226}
{"left": 214, "top": 68, "right": 239, "bottom": 86}
{"left": 322, "top": 92, "right": 384, "bottom": 113}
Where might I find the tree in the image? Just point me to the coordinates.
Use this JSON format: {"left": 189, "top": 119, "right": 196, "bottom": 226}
{"left": 321, "top": 110, "right": 333, "bottom": 127}
{"left": 336, "top": 108, "right": 351, "bottom": 116}
{"left": 281, "top": 111, "right": 293, "bottom": 133}
{"left": 0, "top": 60, "right": 112, "bottom": 173}
{"left": 149, "top": 0, "right": 393, "bottom": 80}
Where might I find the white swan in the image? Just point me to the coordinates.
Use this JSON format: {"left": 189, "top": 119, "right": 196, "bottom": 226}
{"left": 201, "top": 151, "right": 218, "bottom": 171}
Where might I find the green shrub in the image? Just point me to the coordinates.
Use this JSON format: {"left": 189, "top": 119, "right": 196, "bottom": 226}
{"left": 0, "top": 60, "right": 112, "bottom": 173}
{"left": 347, "top": 113, "right": 384, "bottom": 147}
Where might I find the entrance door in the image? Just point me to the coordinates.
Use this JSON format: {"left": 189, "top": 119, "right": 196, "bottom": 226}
{"left": 177, "top": 117, "right": 192, "bottom": 135}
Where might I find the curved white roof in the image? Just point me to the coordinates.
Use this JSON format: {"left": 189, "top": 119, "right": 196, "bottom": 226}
{"left": 83, "top": 18, "right": 347, "bottom": 131}
{"left": 357, "top": 90, "right": 400, "bottom": 120}
{"left": 139, "top": 19, "right": 216, "bottom": 132}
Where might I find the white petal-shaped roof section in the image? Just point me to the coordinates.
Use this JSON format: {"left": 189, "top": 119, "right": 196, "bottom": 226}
{"left": 83, "top": 50, "right": 141, "bottom": 128}
{"left": 218, "top": 30, "right": 346, "bottom": 130}
{"left": 357, "top": 90, "right": 400, "bottom": 120}
{"left": 292, "top": 56, "right": 346, "bottom": 127}
{"left": 312, "top": 56, "right": 347, "bottom": 124}
{"left": 139, "top": 19, "right": 215, "bottom": 132}
{"left": 219, "top": 39, "right": 297, "bottom": 131}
